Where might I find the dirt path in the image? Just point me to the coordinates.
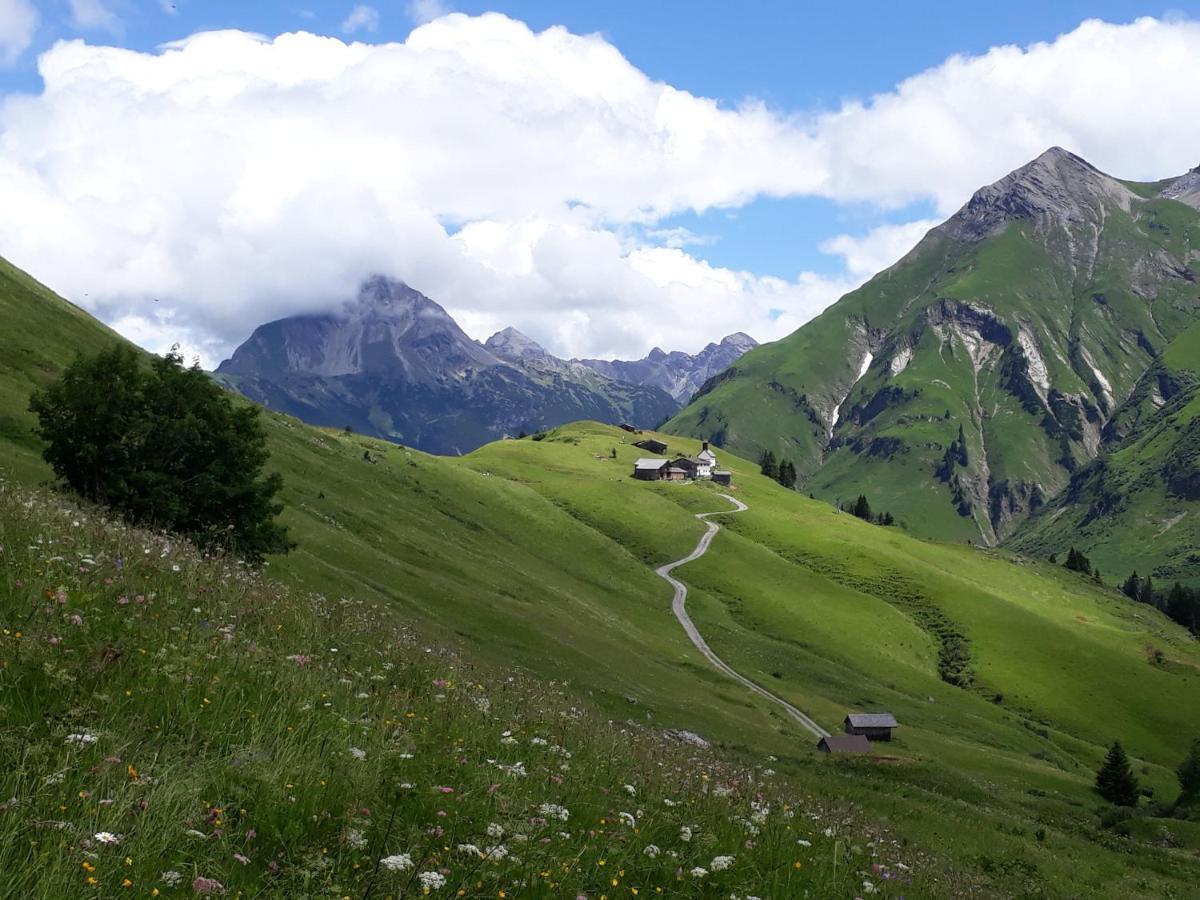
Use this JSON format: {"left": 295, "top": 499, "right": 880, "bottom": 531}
{"left": 656, "top": 493, "right": 830, "bottom": 738}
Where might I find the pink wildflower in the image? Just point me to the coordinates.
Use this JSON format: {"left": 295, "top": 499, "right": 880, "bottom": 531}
{"left": 192, "top": 875, "right": 225, "bottom": 894}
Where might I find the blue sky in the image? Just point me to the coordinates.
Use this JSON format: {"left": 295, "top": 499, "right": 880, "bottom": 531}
{"left": 2, "top": 2, "right": 1199, "bottom": 363}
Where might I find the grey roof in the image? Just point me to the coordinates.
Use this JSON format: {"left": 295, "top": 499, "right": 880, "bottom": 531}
{"left": 713, "top": 469, "right": 732, "bottom": 475}
{"left": 634, "top": 458, "right": 668, "bottom": 470}
{"left": 818, "top": 734, "right": 871, "bottom": 752}
{"left": 845, "top": 713, "right": 898, "bottom": 728}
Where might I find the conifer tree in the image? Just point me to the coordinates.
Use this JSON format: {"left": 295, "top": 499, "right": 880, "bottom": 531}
{"left": 1138, "top": 575, "right": 1155, "bottom": 606}
{"left": 776, "top": 459, "right": 796, "bottom": 489}
{"left": 851, "top": 494, "right": 872, "bottom": 521}
{"left": 1178, "top": 738, "right": 1200, "bottom": 807}
{"left": 1121, "top": 571, "right": 1141, "bottom": 601}
{"left": 759, "top": 450, "right": 778, "bottom": 479}
{"left": 1095, "top": 741, "right": 1140, "bottom": 807}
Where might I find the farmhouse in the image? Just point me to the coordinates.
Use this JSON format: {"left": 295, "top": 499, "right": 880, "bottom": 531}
{"left": 817, "top": 734, "right": 871, "bottom": 753}
{"left": 634, "top": 438, "right": 669, "bottom": 455}
{"left": 672, "top": 456, "right": 713, "bottom": 479}
{"left": 633, "top": 458, "right": 669, "bottom": 480}
{"left": 844, "top": 713, "right": 898, "bottom": 741}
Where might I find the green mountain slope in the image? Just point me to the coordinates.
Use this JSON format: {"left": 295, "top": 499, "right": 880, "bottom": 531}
{"left": 666, "top": 149, "right": 1200, "bottom": 552}
{"left": 1010, "top": 320, "right": 1200, "bottom": 585}
{"left": 3, "top": 256, "right": 1200, "bottom": 896}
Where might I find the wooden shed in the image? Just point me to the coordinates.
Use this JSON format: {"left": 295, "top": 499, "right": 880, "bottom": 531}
{"left": 634, "top": 438, "right": 669, "bottom": 455}
{"left": 844, "top": 713, "right": 898, "bottom": 741}
{"left": 712, "top": 470, "right": 733, "bottom": 486}
{"left": 633, "top": 458, "right": 668, "bottom": 480}
{"left": 817, "top": 734, "right": 871, "bottom": 753}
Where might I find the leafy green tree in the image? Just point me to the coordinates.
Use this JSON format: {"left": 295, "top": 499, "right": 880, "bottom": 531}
{"left": 30, "top": 344, "right": 292, "bottom": 563}
{"left": 1095, "top": 741, "right": 1140, "bottom": 807}
{"left": 1178, "top": 738, "right": 1200, "bottom": 807}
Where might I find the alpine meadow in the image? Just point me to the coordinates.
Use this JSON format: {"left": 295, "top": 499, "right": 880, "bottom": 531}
{"left": 2, "top": 7, "right": 1200, "bottom": 900}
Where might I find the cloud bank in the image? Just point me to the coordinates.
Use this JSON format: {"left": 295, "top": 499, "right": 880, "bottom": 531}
{"left": 0, "top": 13, "right": 1198, "bottom": 366}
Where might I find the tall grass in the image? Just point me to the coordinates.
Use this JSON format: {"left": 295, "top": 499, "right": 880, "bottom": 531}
{"left": 0, "top": 483, "right": 926, "bottom": 898}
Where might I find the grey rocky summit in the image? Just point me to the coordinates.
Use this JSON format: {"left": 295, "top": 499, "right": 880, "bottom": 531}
{"left": 576, "top": 332, "right": 759, "bottom": 402}
{"left": 216, "top": 276, "right": 680, "bottom": 455}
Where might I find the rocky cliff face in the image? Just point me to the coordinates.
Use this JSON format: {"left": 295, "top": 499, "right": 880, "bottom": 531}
{"left": 666, "top": 148, "right": 1200, "bottom": 549}
{"left": 576, "top": 332, "right": 758, "bottom": 402}
{"left": 216, "top": 278, "right": 679, "bottom": 455}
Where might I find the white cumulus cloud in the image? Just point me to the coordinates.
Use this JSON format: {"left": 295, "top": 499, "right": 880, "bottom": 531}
{"left": 341, "top": 4, "right": 379, "bottom": 35}
{"left": 407, "top": 0, "right": 448, "bottom": 25}
{"left": 67, "top": 0, "right": 120, "bottom": 34}
{"left": 0, "top": 0, "right": 37, "bottom": 65}
{"left": 0, "top": 14, "right": 1198, "bottom": 368}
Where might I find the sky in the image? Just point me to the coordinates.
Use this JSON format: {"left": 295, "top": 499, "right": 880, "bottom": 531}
{"left": 1, "top": 1, "right": 1199, "bottom": 367}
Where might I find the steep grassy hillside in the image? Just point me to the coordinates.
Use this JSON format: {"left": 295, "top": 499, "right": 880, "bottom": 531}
{"left": 3, "top": 257, "right": 1200, "bottom": 896}
{"left": 666, "top": 150, "right": 1200, "bottom": 557}
{"left": 0, "top": 484, "right": 895, "bottom": 899}
{"left": 1010, "top": 321, "right": 1200, "bottom": 587}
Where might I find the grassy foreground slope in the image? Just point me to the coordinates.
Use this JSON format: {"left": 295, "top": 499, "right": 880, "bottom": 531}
{"left": 2, "top": 258, "right": 1200, "bottom": 895}
{"left": 0, "top": 484, "right": 895, "bottom": 899}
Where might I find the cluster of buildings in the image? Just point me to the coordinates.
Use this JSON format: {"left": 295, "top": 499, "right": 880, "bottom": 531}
{"left": 817, "top": 713, "right": 899, "bottom": 753}
{"left": 632, "top": 440, "right": 732, "bottom": 485}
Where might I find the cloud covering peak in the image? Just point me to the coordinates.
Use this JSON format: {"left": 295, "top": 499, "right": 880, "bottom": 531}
{"left": 1, "top": 13, "right": 1198, "bottom": 365}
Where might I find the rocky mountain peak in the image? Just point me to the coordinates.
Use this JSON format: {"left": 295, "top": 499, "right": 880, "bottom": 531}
{"left": 720, "top": 332, "right": 759, "bottom": 352}
{"left": 1159, "top": 164, "right": 1200, "bottom": 210}
{"left": 942, "top": 147, "right": 1137, "bottom": 242}
{"left": 483, "top": 326, "right": 549, "bottom": 361}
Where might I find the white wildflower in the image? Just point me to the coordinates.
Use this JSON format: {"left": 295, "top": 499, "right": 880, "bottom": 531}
{"left": 643, "top": 844, "right": 660, "bottom": 858}
{"left": 679, "top": 825, "right": 693, "bottom": 843}
{"left": 349, "top": 747, "right": 367, "bottom": 761}
{"left": 161, "top": 870, "right": 183, "bottom": 886}
{"left": 797, "top": 838, "right": 812, "bottom": 847}
{"left": 623, "top": 783, "right": 637, "bottom": 796}
{"left": 418, "top": 871, "right": 446, "bottom": 890}
{"left": 749, "top": 800, "right": 769, "bottom": 825}
{"left": 457, "top": 843, "right": 482, "bottom": 857}
{"left": 93, "top": 831, "right": 120, "bottom": 845}
{"left": 530, "top": 737, "right": 548, "bottom": 746}
{"left": 65, "top": 732, "right": 98, "bottom": 746}
{"left": 710, "top": 855, "right": 735, "bottom": 871}
{"left": 862, "top": 882, "right": 876, "bottom": 895}
{"left": 486, "top": 823, "right": 504, "bottom": 839}
{"left": 619, "top": 812, "right": 636, "bottom": 828}
{"left": 380, "top": 853, "right": 413, "bottom": 871}
{"left": 483, "top": 845, "right": 508, "bottom": 861}
{"left": 538, "top": 803, "right": 570, "bottom": 822}
{"left": 662, "top": 798, "right": 676, "bottom": 807}
{"left": 690, "top": 866, "right": 708, "bottom": 878}
{"left": 344, "top": 828, "right": 368, "bottom": 850}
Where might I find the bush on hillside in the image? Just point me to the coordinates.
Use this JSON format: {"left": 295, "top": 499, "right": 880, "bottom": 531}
{"left": 29, "top": 343, "right": 290, "bottom": 563}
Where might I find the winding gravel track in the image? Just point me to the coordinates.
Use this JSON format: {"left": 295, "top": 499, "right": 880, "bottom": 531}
{"left": 656, "top": 493, "right": 830, "bottom": 738}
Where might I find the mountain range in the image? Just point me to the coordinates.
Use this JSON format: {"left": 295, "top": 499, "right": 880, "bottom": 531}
{"left": 575, "top": 332, "right": 758, "bottom": 401}
{"left": 215, "top": 278, "right": 756, "bottom": 455}
{"left": 667, "top": 148, "right": 1200, "bottom": 583}
{"left": 3, "top": 219, "right": 1200, "bottom": 896}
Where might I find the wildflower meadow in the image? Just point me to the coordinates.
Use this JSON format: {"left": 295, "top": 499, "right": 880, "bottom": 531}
{"left": 0, "top": 482, "right": 924, "bottom": 897}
